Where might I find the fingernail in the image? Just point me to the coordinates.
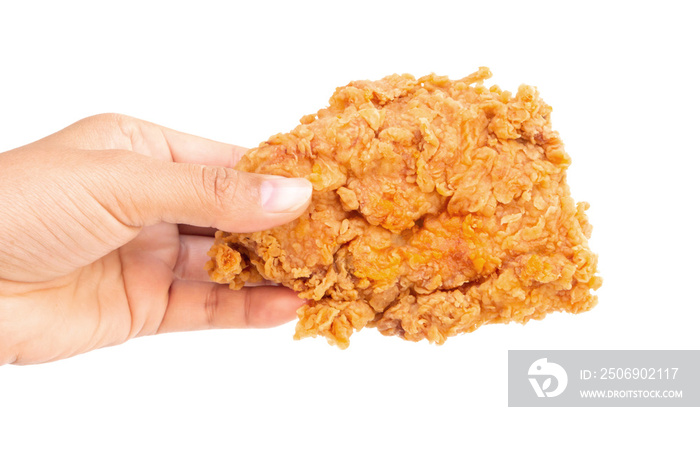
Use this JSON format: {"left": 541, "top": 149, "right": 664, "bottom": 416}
{"left": 260, "top": 177, "right": 313, "bottom": 213}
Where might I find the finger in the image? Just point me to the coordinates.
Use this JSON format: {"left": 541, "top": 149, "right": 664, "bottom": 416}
{"left": 159, "top": 124, "right": 249, "bottom": 167}
{"left": 157, "top": 281, "right": 304, "bottom": 333}
{"left": 88, "top": 150, "right": 313, "bottom": 233}
{"left": 42, "top": 113, "right": 249, "bottom": 167}
{"left": 174, "top": 235, "right": 215, "bottom": 281}
{"left": 177, "top": 225, "right": 218, "bottom": 237}
{"left": 174, "top": 236, "right": 277, "bottom": 284}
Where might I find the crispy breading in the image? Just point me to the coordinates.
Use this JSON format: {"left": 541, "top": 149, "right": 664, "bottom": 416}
{"left": 206, "top": 67, "right": 602, "bottom": 348}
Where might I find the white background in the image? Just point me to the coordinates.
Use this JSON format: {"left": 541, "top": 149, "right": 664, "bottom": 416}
{"left": 1, "top": 1, "right": 698, "bottom": 463}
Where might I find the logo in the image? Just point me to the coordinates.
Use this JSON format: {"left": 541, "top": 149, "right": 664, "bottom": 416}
{"left": 528, "top": 358, "right": 568, "bottom": 398}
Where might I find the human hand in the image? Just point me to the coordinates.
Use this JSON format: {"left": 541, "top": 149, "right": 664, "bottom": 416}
{"left": 0, "top": 114, "right": 312, "bottom": 365}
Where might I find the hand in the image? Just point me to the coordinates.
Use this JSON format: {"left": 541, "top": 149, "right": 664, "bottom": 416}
{"left": 0, "top": 114, "right": 312, "bottom": 365}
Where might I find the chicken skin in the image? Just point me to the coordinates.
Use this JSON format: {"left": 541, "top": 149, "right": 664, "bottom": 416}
{"left": 206, "top": 67, "right": 602, "bottom": 348}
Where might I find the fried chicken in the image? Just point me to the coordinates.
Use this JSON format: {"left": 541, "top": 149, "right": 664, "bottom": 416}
{"left": 206, "top": 67, "right": 602, "bottom": 348}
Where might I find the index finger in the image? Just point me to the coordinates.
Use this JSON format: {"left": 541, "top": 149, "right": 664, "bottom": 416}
{"left": 37, "top": 113, "right": 250, "bottom": 168}
{"left": 159, "top": 124, "right": 249, "bottom": 167}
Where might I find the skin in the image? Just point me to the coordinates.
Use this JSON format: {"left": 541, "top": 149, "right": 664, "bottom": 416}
{"left": 0, "top": 114, "right": 313, "bottom": 365}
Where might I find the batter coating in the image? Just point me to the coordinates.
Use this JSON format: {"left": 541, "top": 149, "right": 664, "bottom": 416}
{"left": 207, "top": 67, "right": 602, "bottom": 348}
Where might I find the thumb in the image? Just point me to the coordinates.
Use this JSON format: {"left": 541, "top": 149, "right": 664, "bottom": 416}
{"left": 95, "top": 151, "right": 313, "bottom": 232}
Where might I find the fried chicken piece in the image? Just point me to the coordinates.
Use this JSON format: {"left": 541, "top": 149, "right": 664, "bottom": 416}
{"left": 206, "top": 67, "right": 602, "bottom": 348}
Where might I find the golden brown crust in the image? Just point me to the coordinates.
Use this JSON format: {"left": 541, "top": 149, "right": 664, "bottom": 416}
{"left": 207, "top": 67, "right": 602, "bottom": 348}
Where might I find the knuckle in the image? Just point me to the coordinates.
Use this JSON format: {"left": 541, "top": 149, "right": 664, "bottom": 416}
{"left": 200, "top": 166, "right": 242, "bottom": 210}
{"left": 203, "top": 285, "right": 220, "bottom": 329}
{"left": 84, "top": 112, "right": 129, "bottom": 129}
{"left": 172, "top": 239, "right": 189, "bottom": 279}
{"left": 243, "top": 288, "right": 253, "bottom": 328}
{"left": 82, "top": 113, "right": 138, "bottom": 145}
